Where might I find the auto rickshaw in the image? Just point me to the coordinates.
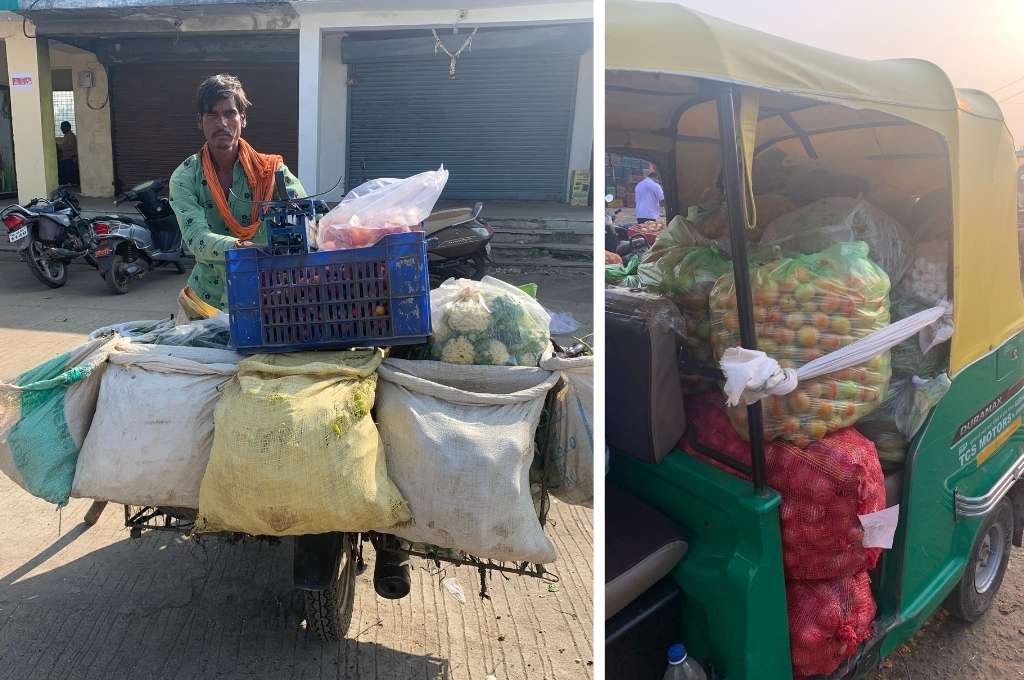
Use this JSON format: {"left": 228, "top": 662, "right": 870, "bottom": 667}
{"left": 604, "top": 3, "right": 1024, "bottom": 679}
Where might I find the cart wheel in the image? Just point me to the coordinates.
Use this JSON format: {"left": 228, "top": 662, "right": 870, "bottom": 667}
{"left": 83, "top": 501, "right": 108, "bottom": 526}
{"left": 945, "top": 498, "right": 1014, "bottom": 622}
{"left": 303, "top": 534, "right": 356, "bottom": 641}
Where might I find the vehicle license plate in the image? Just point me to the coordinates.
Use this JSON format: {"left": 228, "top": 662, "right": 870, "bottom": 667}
{"left": 8, "top": 226, "right": 28, "bottom": 242}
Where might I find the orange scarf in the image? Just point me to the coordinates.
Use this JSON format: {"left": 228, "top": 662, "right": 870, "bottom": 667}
{"left": 201, "top": 138, "right": 283, "bottom": 240}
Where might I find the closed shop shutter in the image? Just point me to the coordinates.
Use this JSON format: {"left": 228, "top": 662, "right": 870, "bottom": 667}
{"left": 109, "top": 62, "right": 298, "bottom": 191}
{"left": 346, "top": 44, "right": 580, "bottom": 201}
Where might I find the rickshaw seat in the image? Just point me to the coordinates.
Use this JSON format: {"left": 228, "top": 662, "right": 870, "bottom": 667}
{"left": 605, "top": 288, "right": 687, "bottom": 464}
{"left": 606, "top": 483, "right": 688, "bottom": 619}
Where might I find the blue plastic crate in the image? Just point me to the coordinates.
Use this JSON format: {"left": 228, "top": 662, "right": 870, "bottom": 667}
{"left": 225, "top": 231, "right": 431, "bottom": 353}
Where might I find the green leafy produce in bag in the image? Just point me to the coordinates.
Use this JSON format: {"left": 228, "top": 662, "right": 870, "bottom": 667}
{"left": 636, "top": 217, "right": 733, "bottom": 366}
{"left": 857, "top": 374, "right": 952, "bottom": 470}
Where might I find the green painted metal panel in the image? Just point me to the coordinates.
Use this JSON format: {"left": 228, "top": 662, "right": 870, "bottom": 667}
{"left": 612, "top": 451, "right": 793, "bottom": 680}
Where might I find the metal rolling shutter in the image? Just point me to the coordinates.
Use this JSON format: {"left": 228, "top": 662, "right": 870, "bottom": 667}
{"left": 109, "top": 63, "right": 298, "bottom": 191}
{"left": 346, "top": 51, "right": 579, "bottom": 201}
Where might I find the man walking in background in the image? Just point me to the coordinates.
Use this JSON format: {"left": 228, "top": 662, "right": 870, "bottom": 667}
{"left": 634, "top": 170, "right": 664, "bottom": 223}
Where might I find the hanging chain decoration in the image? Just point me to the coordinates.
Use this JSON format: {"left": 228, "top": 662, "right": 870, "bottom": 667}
{"left": 432, "top": 27, "right": 478, "bottom": 79}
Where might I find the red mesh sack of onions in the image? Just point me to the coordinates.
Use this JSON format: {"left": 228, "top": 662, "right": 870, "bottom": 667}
{"left": 681, "top": 395, "right": 886, "bottom": 580}
{"left": 787, "top": 572, "right": 876, "bottom": 679}
{"left": 769, "top": 428, "right": 885, "bottom": 580}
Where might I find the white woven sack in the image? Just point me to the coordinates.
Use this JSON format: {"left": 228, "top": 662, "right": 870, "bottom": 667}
{"left": 375, "top": 358, "right": 560, "bottom": 563}
{"left": 71, "top": 342, "right": 241, "bottom": 508}
{"left": 539, "top": 355, "right": 594, "bottom": 507}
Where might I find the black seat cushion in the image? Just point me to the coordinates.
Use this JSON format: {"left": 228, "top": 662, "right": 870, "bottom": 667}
{"left": 606, "top": 483, "right": 687, "bottom": 619}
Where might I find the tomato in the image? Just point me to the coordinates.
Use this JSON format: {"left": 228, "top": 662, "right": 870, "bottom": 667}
{"left": 785, "top": 312, "right": 806, "bottom": 330}
{"left": 795, "top": 282, "right": 816, "bottom": 303}
{"left": 798, "top": 326, "right": 819, "bottom": 348}
{"left": 830, "top": 315, "right": 851, "bottom": 335}
{"left": 789, "top": 391, "right": 812, "bottom": 413}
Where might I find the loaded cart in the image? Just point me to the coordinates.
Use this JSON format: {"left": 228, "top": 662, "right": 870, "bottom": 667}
{"left": 606, "top": 3, "right": 1024, "bottom": 679}
{"left": 2, "top": 169, "right": 593, "bottom": 643}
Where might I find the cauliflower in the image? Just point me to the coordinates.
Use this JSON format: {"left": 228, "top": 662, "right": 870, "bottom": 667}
{"left": 440, "top": 336, "right": 475, "bottom": 364}
{"left": 484, "top": 339, "right": 510, "bottom": 366}
{"left": 446, "top": 290, "right": 491, "bottom": 332}
{"left": 432, "top": 319, "right": 451, "bottom": 342}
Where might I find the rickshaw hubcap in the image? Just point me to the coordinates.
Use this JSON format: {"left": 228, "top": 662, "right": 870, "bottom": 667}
{"left": 974, "top": 524, "right": 1005, "bottom": 594}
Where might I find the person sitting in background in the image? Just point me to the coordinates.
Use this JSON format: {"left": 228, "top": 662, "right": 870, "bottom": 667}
{"left": 57, "top": 121, "right": 78, "bottom": 186}
{"left": 634, "top": 170, "right": 664, "bottom": 224}
{"left": 169, "top": 73, "right": 304, "bottom": 313}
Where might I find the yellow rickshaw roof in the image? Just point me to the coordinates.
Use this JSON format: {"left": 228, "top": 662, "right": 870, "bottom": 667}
{"left": 607, "top": 0, "right": 1024, "bottom": 376}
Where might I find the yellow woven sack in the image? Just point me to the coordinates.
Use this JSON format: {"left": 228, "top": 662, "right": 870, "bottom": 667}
{"left": 195, "top": 349, "right": 410, "bottom": 535}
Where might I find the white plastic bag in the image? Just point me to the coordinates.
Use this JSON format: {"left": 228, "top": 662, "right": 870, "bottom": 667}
{"left": 375, "top": 358, "right": 560, "bottom": 563}
{"left": 317, "top": 166, "right": 449, "bottom": 251}
{"left": 539, "top": 355, "right": 593, "bottom": 507}
{"left": 429, "top": 276, "right": 551, "bottom": 367}
{"left": 71, "top": 342, "right": 241, "bottom": 508}
{"left": 721, "top": 305, "right": 949, "bottom": 407}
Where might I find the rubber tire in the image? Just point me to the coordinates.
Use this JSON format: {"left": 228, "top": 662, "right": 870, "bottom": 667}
{"left": 303, "top": 534, "right": 356, "bottom": 641}
{"left": 945, "top": 498, "right": 1014, "bottom": 622}
{"left": 24, "top": 243, "right": 68, "bottom": 288}
{"left": 104, "top": 254, "right": 132, "bottom": 294}
{"left": 173, "top": 261, "right": 186, "bottom": 274}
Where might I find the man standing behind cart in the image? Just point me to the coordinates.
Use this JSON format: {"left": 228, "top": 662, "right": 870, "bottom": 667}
{"left": 170, "top": 73, "right": 305, "bottom": 315}
{"left": 633, "top": 169, "right": 664, "bottom": 224}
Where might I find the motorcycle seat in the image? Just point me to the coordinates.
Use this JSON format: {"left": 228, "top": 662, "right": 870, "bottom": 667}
{"left": 605, "top": 483, "right": 687, "bottom": 619}
{"left": 39, "top": 212, "right": 71, "bottom": 227}
{"left": 94, "top": 214, "right": 144, "bottom": 227}
{"left": 424, "top": 207, "right": 474, "bottom": 235}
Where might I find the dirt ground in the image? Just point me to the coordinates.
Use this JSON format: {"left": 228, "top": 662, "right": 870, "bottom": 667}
{"left": 866, "top": 548, "right": 1024, "bottom": 680}
{"left": 0, "top": 256, "right": 594, "bottom": 680}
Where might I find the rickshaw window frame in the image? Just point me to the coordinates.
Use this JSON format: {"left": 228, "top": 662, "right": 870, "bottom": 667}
{"left": 715, "top": 85, "right": 770, "bottom": 495}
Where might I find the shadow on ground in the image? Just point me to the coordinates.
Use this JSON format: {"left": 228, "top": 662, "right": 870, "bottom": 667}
{"left": 0, "top": 526, "right": 450, "bottom": 680}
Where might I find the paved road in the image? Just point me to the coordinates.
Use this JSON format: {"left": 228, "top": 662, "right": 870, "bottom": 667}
{"left": 0, "top": 256, "right": 594, "bottom": 680}
{"left": 867, "top": 553, "right": 1024, "bottom": 680}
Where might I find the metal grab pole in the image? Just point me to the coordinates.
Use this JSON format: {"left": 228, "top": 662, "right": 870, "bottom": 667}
{"left": 715, "top": 87, "right": 768, "bottom": 495}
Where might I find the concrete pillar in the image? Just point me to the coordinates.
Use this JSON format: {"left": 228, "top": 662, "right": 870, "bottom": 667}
{"left": 6, "top": 31, "right": 56, "bottom": 204}
{"left": 567, "top": 48, "right": 593, "bottom": 203}
{"left": 317, "top": 33, "right": 347, "bottom": 201}
{"left": 297, "top": 20, "right": 321, "bottom": 197}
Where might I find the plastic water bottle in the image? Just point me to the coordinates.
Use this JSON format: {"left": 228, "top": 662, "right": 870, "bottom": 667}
{"left": 663, "top": 643, "right": 707, "bottom": 680}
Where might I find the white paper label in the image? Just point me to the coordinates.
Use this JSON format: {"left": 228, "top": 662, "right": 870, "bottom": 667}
{"left": 859, "top": 504, "right": 900, "bottom": 549}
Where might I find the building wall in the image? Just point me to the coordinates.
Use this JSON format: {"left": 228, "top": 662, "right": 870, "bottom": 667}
{"left": 295, "top": 2, "right": 593, "bottom": 202}
{"left": 48, "top": 42, "right": 114, "bottom": 197}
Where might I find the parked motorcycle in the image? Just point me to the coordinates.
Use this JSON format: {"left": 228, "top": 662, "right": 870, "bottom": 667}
{"left": 91, "top": 178, "right": 186, "bottom": 294}
{"left": 605, "top": 194, "right": 650, "bottom": 260}
{"left": 424, "top": 202, "right": 493, "bottom": 287}
{"left": 1, "top": 186, "right": 97, "bottom": 288}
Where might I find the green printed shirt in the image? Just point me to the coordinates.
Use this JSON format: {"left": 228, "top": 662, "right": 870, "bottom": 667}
{"left": 169, "top": 153, "right": 305, "bottom": 310}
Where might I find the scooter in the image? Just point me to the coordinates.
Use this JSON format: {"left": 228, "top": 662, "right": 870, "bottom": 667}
{"left": 1, "top": 186, "right": 97, "bottom": 288}
{"left": 91, "top": 178, "right": 186, "bottom": 294}
{"left": 605, "top": 194, "right": 650, "bottom": 260}
{"left": 424, "top": 202, "right": 493, "bottom": 287}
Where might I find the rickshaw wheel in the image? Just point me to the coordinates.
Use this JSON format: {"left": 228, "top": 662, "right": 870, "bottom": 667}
{"left": 303, "top": 534, "right": 356, "bottom": 641}
{"left": 945, "top": 499, "right": 1014, "bottom": 622}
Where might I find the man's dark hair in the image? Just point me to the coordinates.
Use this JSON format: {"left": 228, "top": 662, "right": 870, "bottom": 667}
{"left": 648, "top": 170, "right": 660, "bottom": 180}
{"left": 196, "top": 74, "right": 251, "bottom": 116}
{"left": 60, "top": 121, "right": 71, "bottom": 132}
